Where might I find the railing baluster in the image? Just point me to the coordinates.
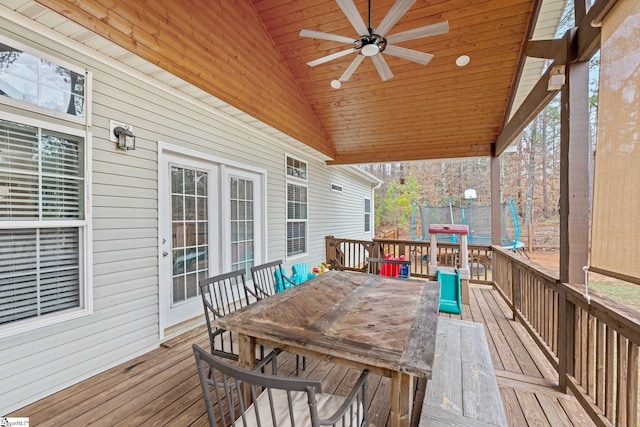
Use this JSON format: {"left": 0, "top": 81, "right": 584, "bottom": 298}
{"left": 558, "top": 284, "right": 573, "bottom": 393}
{"left": 617, "top": 335, "right": 629, "bottom": 425}
{"left": 627, "top": 341, "right": 638, "bottom": 426}
{"left": 595, "top": 321, "right": 605, "bottom": 410}
{"left": 605, "top": 326, "right": 615, "bottom": 422}
{"left": 586, "top": 314, "right": 596, "bottom": 399}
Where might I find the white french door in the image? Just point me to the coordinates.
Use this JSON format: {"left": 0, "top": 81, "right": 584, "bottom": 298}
{"left": 221, "top": 167, "right": 263, "bottom": 278}
{"left": 159, "top": 153, "right": 219, "bottom": 338}
{"left": 159, "top": 148, "right": 265, "bottom": 339}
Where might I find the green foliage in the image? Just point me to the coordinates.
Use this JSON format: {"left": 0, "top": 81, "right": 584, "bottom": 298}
{"left": 375, "top": 175, "right": 421, "bottom": 229}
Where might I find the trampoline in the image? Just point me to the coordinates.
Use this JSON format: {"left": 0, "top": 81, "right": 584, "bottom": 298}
{"left": 412, "top": 198, "right": 525, "bottom": 252}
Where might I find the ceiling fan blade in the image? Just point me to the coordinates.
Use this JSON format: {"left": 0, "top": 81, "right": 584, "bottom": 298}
{"left": 386, "top": 21, "right": 449, "bottom": 44}
{"left": 299, "top": 29, "right": 356, "bottom": 45}
{"left": 339, "top": 54, "right": 365, "bottom": 81}
{"left": 384, "top": 45, "right": 433, "bottom": 65}
{"left": 336, "top": 0, "right": 369, "bottom": 35}
{"left": 307, "top": 48, "right": 356, "bottom": 67}
{"left": 376, "top": 0, "right": 416, "bottom": 37}
{"left": 371, "top": 54, "right": 393, "bottom": 81}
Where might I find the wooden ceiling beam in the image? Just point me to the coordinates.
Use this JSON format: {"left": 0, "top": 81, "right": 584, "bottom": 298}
{"left": 576, "top": 0, "right": 619, "bottom": 61}
{"left": 498, "top": 0, "right": 544, "bottom": 136}
{"left": 328, "top": 143, "right": 492, "bottom": 165}
{"left": 495, "top": 58, "right": 561, "bottom": 155}
{"left": 526, "top": 39, "right": 569, "bottom": 62}
{"left": 495, "top": 0, "right": 617, "bottom": 155}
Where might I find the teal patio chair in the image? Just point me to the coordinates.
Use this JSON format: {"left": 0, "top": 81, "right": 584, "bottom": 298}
{"left": 291, "top": 263, "right": 317, "bottom": 284}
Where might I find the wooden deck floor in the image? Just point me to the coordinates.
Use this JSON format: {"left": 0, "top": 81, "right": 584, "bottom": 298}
{"left": 12, "top": 285, "right": 595, "bottom": 426}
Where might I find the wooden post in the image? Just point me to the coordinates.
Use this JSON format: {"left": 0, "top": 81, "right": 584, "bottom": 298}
{"left": 559, "top": 28, "right": 590, "bottom": 285}
{"left": 238, "top": 333, "right": 256, "bottom": 404}
{"left": 324, "top": 236, "right": 336, "bottom": 269}
{"left": 371, "top": 238, "right": 380, "bottom": 259}
{"left": 390, "top": 371, "right": 412, "bottom": 427}
{"left": 429, "top": 233, "right": 438, "bottom": 277}
{"left": 490, "top": 154, "right": 502, "bottom": 246}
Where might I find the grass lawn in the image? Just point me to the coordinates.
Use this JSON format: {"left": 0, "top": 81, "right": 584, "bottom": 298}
{"left": 589, "top": 276, "right": 640, "bottom": 312}
{"left": 527, "top": 250, "right": 640, "bottom": 313}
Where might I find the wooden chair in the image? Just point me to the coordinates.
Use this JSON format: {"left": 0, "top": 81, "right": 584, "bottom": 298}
{"left": 366, "top": 257, "right": 411, "bottom": 278}
{"left": 250, "top": 260, "right": 306, "bottom": 375}
{"left": 193, "top": 343, "right": 369, "bottom": 427}
{"left": 199, "top": 269, "right": 278, "bottom": 364}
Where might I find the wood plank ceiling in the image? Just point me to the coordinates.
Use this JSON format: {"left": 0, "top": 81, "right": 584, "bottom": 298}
{"left": 36, "top": 0, "right": 537, "bottom": 165}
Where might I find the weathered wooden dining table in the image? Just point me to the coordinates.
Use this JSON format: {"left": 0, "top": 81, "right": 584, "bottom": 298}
{"left": 213, "top": 269, "right": 441, "bottom": 427}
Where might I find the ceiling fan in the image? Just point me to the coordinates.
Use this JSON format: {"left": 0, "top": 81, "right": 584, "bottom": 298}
{"left": 300, "top": 0, "right": 449, "bottom": 88}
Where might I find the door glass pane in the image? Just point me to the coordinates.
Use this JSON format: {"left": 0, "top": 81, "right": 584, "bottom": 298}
{"left": 171, "top": 166, "right": 208, "bottom": 305}
{"left": 230, "top": 177, "right": 254, "bottom": 275}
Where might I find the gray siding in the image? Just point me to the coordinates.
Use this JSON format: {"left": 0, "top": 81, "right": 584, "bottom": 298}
{"left": 0, "top": 12, "right": 377, "bottom": 413}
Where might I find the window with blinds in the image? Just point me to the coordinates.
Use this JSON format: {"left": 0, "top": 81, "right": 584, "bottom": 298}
{"left": 0, "top": 117, "right": 86, "bottom": 329}
{"left": 286, "top": 183, "right": 307, "bottom": 256}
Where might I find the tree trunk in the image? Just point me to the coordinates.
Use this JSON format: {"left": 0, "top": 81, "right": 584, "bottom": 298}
{"left": 542, "top": 109, "right": 550, "bottom": 218}
{"left": 524, "top": 119, "right": 537, "bottom": 224}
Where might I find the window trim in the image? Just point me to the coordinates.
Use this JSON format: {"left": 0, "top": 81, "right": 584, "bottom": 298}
{"left": 0, "top": 111, "right": 93, "bottom": 339}
{"left": 364, "top": 197, "right": 372, "bottom": 233}
{"left": 0, "top": 33, "right": 91, "bottom": 126}
{"left": 284, "top": 154, "right": 308, "bottom": 182}
{"left": 285, "top": 181, "right": 308, "bottom": 259}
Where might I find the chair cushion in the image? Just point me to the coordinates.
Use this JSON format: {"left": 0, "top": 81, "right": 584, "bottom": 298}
{"left": 237, "top": 388, "right": 362, "bottom": 427}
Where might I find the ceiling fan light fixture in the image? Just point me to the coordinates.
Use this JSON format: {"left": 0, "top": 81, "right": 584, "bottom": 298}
{"left": 360, "top": 34, "right": 386, "bottom": 57}
{"left": 331, "top": 79, "right": 342, "bottom": 89}
{"left": 361, "top": 43, "right": 380, "bottom": 56}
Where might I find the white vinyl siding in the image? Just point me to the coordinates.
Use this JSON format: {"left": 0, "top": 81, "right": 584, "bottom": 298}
{"left": 0, "top": 10, "right": 378, "bottom": 415}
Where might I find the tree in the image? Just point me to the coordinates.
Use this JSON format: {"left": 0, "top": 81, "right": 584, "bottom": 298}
{"left": 375, "top": 174, "right": 420, "bottom": 234}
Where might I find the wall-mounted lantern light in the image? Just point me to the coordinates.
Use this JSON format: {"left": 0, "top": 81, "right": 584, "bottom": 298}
{"left": 113, "top": 125, "right": 136, "bottom": 150}
{"left": 548, "top": 65, "right": 566, "bottom": 91}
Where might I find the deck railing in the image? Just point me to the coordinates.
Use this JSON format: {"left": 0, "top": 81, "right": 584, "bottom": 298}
{"left": 325, "top": 236, "right": 639, "bottom": 426}
{"left": 325, "top": 236, "right": 493, "bottom": 286}
{"left": 492, "top": 246, "right": 640, "bottom": 427}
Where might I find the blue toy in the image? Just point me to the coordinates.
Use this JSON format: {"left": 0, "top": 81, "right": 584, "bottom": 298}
{"left": 291, "top": 263, "right": 317, "bottom": 284}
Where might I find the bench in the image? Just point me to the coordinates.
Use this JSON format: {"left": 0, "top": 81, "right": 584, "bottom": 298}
{"left": 419, "top": 318, "right": 507, "bottom": 427}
